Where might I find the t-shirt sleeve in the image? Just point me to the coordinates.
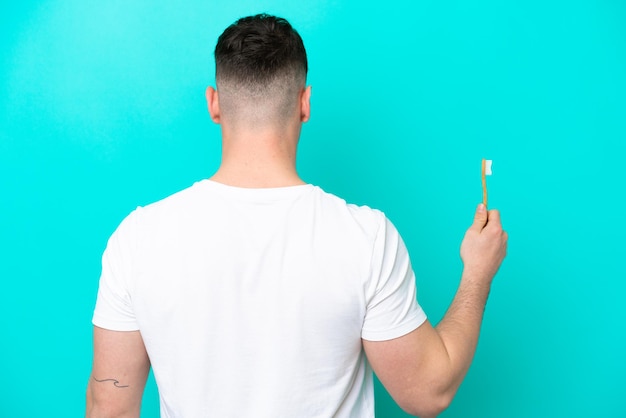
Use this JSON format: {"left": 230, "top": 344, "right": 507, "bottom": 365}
{"left": 92, "top": 210, "right": 140, "bottom": 331}
{"left": 361, "top": 215, "right": 427, "bottom": 341}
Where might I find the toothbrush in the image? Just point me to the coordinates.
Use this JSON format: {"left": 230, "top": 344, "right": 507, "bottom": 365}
{"left": 481, "top": 159, "right": 492, "bottom": 208}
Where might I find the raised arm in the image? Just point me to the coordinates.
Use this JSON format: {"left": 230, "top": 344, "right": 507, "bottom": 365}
{"left": 363, "top": 204, "right": 507, "bottom": 417}
{"left": 86, "top": 326, "right": 150, "bottom": 418}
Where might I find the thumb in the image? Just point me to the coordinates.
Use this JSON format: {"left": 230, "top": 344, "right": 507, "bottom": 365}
{"left": 469, "top": 203, "right": 489, "bottom": 232}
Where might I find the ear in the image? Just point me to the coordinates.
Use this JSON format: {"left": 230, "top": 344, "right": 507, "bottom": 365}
{"left": 300, "top": 85, "right": 312, "bottom": 123}
{"left": 205, "top": 86, "right": 221, "bottom": 124}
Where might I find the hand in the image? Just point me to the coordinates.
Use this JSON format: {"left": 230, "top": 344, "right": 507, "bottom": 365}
{"left": 460, "top": 204, "right": 508, "bottom": 284}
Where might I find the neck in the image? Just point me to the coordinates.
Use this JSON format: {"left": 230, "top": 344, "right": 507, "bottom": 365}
{"left": 210, "top": 126, "right": 305, "bottom": 188}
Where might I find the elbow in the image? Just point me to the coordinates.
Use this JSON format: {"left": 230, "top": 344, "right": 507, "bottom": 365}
{"left": 86, "top": 383, "right": 138, "bottom": 418}
{"left": 86, "top": 404, "right": 137, "bottom": 418}
{"left": 396, "top": 387, "right": 455, "bottom": 418}
{"left": 86, "top": 400, "right": 138, "bottom": 418}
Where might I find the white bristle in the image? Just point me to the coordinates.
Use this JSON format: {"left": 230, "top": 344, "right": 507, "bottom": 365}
{"left": 485, "top": 160, "right": 493, "bottom": 175}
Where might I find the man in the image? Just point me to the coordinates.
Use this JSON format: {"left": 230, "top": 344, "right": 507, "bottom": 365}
{"left": 87, "top": 14, "right": 507, "bottom": 418}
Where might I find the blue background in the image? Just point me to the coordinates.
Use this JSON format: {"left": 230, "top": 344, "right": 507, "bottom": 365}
{"left": 1, "top": 1, "right": 625, "bottom": 416}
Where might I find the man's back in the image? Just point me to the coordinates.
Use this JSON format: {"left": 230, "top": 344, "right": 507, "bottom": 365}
{"left": 93, "top": 180, "right": 426, "bottom": 417}
{"left": 86, "top": 15, "right": 507, "bottom": 417}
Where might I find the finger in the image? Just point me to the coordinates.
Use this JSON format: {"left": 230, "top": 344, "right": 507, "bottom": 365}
{"left": 486, "top": 209, "right": 502, "bottom": 229}
{"left": 469, "top": 203, "right": 489, "bottom": 232}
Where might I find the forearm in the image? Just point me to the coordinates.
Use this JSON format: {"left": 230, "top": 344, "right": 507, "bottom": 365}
{"left": 435, "top": 270, "right": 492, "bottom": 396}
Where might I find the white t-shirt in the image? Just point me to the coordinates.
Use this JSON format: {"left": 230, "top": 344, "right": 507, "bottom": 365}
{"left": 93, "top": 180, "right": 427, "bottom": 417}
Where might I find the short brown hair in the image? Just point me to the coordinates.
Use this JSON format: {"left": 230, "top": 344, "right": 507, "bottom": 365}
{"left": 215, "top": 14, "right": 307, "bottom": 89}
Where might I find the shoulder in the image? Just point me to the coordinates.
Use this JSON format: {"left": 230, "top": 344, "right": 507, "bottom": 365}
{"left": 106, "top": 181, "right": 207, "bottom": 243}
{"left": 311, "top": 186, "right": 381, "bottom": 215}
{"left": 310, "top": 186, "right": 388, "bottom": 239}
{"left": 122, "top": 180, "right": 214, "bottom": 228}
{"left": 140, "top": 180, "right": 207, "bottom": 214}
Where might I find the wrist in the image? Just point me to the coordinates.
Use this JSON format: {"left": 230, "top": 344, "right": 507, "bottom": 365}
{"left": 461, "top": 265, "right": 495, "bottom": 285}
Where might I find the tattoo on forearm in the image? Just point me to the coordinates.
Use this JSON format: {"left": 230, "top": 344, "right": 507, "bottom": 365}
{"left": 93, "top": 376, "right": 129, "bottom": 388}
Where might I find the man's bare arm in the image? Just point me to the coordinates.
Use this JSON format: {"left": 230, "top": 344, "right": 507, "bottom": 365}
{"left": 363, "top": 204, "right": 508, "bottom": 417}
{"left": 86, "top": 327, "right": 150, "bottom": 418}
